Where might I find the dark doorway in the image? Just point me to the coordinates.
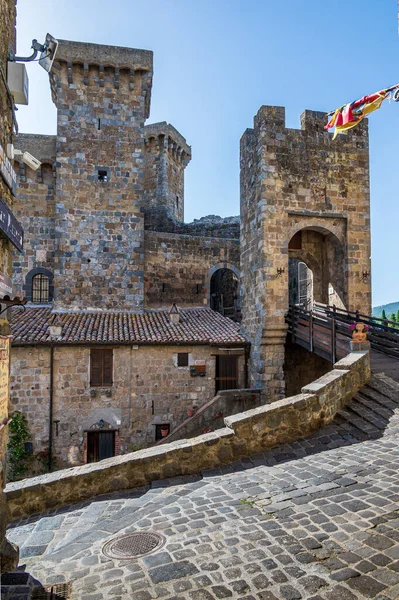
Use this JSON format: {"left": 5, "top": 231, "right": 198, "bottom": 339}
{"left": 210, "top": 268, "right": 239, "bottom": 320}
{"left": 87, "top": 430, "right": 115, "bottom": 463}
{"left": 289, "top": 259, "right": 313, "bottom": 309}
{"left": 215, "top": 355, "right": 238, "bottom": 393}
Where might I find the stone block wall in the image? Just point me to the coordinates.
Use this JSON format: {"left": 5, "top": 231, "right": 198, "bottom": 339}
{"left": 11, "top": 135, "right": 56, "bottom": 298}
{"left": 240, "top": 106, "right": 371, "bottom": 399}
{"left": 10, "top": 344, "right": 245, "bottom": 472}
{"left": 144, "top": 231, "right": 240, "bottom": 308}
{"left": 5, "top": 349, "right": 370, "bottom": 520}
{"left": 284, "top": 339, "right": 332, "bottom": 397}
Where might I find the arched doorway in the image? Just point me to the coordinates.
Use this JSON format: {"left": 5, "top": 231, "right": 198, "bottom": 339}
{"left": 289, "top": 259, "right": 313, "bottom": 309}
{"left": 210, "top": 268, "right": 239, "bottom": 320}
{"left": 288, "top": 228, "right": 346, "bottom": 309}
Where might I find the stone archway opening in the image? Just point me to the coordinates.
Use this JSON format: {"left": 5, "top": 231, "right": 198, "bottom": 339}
{"left": 288, "top": 227, "right": 347, "bottom": 310}
{"left": 210, "top": 268, "right": 239, "bottom": 320}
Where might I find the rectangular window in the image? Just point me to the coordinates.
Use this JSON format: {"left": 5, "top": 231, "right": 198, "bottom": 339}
{"left": 177, "top": 352, "right": 189, "bottom": 367}
{"left": 90, "top": 349, "right": 113, "bottom": 386}
{"left": 32, "top": 273, "right": 50, "bottom": 303}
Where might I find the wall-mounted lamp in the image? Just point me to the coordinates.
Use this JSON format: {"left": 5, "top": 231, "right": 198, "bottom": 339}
{"left": 361, "top": 270, "right": 370, "bottom": 282}
{"left": 99, "top": 419, "right": 104, "bottom": 429}
{"left": 276, "top": 267, "right": 285, "bottom": 277}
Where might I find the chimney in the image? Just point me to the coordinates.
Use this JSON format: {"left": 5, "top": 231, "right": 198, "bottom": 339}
{"left": 48, "top": 314, "right": 63, "bottom": 338}
{"left": 169, "top": 303, "right": 180, "bottom": 324}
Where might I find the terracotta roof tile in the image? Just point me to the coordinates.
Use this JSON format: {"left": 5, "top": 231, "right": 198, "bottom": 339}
{"left": 10, "top": 307, "right": 248, "bottom": 345}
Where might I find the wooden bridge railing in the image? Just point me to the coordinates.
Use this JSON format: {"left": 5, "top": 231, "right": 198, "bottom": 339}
{"left": 287, "top": 303, "right": 399, "bottom": 363}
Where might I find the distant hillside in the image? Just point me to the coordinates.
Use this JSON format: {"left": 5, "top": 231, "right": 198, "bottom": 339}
{"left": 373, "top": 301, "right": 399, "bottom": 317}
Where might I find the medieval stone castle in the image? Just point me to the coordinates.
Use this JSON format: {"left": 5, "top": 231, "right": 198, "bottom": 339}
{"left": 8, "top": 38, "right": 372, "bottom": 473}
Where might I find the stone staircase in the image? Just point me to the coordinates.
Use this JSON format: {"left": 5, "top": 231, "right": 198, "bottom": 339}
{"left": 333, "top": 374, "right": 399, "bottom": 442}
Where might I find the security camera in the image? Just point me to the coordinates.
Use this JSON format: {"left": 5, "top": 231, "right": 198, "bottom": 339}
{"left": 13, "top": 148, "right": 41, "bottom": 171}
{"left": 22, "top": 152, "right": 41, "bottom": 171}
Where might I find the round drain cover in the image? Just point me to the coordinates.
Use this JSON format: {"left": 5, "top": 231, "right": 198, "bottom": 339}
{"left": 102, "top": 532, "right": 166, "bottom": 559}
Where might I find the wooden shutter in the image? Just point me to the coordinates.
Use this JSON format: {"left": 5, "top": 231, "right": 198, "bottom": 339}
{"left": 90, "top": 350, "right": 103, "bottom": 386}
{"left": 103, "top": 350, "right": 113, "bottom": 385}
{"left": 215, "top": 355, "right": 238, "bottom": 392}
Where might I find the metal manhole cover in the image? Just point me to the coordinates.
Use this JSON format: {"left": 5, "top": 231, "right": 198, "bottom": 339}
{"left": 102, "top": 531, "right": 166, "bottom": 559}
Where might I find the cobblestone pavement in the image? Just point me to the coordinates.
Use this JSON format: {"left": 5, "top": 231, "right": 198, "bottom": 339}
{"left": 7, "top": 374, "right": 399, "bottom": 600}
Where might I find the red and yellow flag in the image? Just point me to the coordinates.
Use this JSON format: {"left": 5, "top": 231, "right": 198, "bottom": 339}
{"left": 325, "top": 89, "right": 389, "bottom": 139}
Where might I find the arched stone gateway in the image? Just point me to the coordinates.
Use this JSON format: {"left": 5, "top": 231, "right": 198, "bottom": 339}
{"left": 207, "top": 263, "right": 240, "bottom": 320}
{"left": 240, "top": 105, "right": 371, "bottom": 400}
{"left": 288, "top": 227, "right": 346, "bottom": 310}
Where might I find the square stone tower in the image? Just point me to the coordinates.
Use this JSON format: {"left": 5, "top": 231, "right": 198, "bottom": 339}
{"left": 240, "top": 106, "right": 371, "bottom": 398}
{"left": 49, "top": 40, "right": 153, "bottom": 310}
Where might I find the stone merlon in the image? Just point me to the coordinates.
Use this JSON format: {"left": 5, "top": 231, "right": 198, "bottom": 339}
{"left": 245, "top": 105, "right": 368, "bottom": 143}
{"left": 52, "top": 39, "right": 153, "bottom": 71}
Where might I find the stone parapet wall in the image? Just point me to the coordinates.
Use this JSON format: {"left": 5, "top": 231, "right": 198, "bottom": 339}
{"left": 6, "top": 349, "right": 370, "bottom": 520}
{"left": 160, "top": 388, "right": 262, "bottom": 444}
{"left": 143, "top": 208, "right": 240, "bottom": 239}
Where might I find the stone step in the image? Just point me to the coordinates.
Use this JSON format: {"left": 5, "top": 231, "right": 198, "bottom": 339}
{"left": 366, "top": 376, "right": 399, "bottom": 402}
{"left": 354, "top": 392, "right": 394, "bottom": 422}
{"left": 336, "top": 409, "right": 376, "bottom": 435}
{"left": 358, "top": 386, "right": 398, "bottom": 411}
{"left": 346, "top": 399, "right": 387, "bottom": 430}
{"left": 333, "top": 414, "right": 369, "bottom": 441}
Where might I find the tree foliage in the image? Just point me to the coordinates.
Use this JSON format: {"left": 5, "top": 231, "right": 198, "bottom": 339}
{"left": 7, "top": 411, "right": 32, "bottom": 481}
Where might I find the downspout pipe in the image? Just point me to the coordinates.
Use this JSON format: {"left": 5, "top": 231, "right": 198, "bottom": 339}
{"left": 48, "top": 343, "right": 54, "bottom": 472}
{"left": 244, "top": 344, "right": 249, "bottom": 389}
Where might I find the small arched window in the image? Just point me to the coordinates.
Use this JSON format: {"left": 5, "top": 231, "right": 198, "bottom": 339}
{"left": 32, "top": 274, "right": 50, "bottom": 303}
{"left": 41, "top": 163, "right": 54, "bottom": 186}
{"left": 25, "top": 268, "right": 54, "bottom": 303}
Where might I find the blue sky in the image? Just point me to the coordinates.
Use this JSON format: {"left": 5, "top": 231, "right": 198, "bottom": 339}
{"left": 15, "top": 0, "right": 399, "bottom": 307}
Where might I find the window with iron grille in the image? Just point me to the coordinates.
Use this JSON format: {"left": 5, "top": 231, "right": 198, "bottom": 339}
{"left": 90, "top": 349, "right": 113, "bottom": 386}
{"left": 32, "top": 273, "right": 50, "bottom": 303}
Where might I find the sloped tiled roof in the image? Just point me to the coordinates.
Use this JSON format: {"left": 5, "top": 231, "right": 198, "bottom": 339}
{"left": 10, "top": 307, "right": 248, "bottom": 345}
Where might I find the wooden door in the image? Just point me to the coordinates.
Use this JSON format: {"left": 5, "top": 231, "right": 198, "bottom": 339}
{"left": 87, "top": 431, "right": 115, "bottom": 463}
{"left": 215, "top": 355, "right": 238, "bottom": 393}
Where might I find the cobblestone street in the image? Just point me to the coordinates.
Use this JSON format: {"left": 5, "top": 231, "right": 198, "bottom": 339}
{"left": 7, "top": 373, "right": 399, "bottom": 600}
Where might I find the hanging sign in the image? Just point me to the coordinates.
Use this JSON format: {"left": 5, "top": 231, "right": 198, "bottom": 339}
{"left": 0, "top": 143, "right": 17, "bottom": 195}
{"left": 0, "top": 197, "right": 23, "bottom": 252}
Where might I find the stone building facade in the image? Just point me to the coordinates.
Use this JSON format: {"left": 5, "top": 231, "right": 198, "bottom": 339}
{"left": 9, "top": 38, "right": 372, "bottom": 475}
{"left": 0, "top": 0, "right": 25, "bottom": 571}
{"left": 240, "top": 106, "right": 371, "bottom": 397}
{"left": 10, "top": 308, "right": 247, "bottom": 471}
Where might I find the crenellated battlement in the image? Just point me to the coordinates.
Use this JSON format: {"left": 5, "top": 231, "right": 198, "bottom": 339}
{"left": 49, "top": 39, "right": 153, "bottom": 118}
{"left": 145, "top": 122, "right": 192, "bottom": 165}
{"left": 248, "top": 105, "right": 368, "bottom": 145}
